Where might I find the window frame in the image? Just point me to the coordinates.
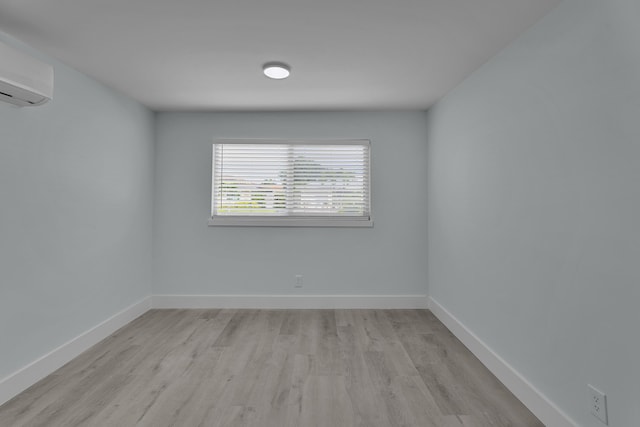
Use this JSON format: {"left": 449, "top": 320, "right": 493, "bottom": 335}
{"left": 208, "top": 139, "right": 373, "bottom": 227}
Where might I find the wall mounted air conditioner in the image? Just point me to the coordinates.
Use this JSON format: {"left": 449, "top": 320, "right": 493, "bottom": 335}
{"left": 0, "top": 41, "right": 53, "bottom": 107}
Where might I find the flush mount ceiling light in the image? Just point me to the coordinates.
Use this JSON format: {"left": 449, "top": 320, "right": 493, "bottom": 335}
{"left": 263, "top": 62, "right": 291, "bottom": 79}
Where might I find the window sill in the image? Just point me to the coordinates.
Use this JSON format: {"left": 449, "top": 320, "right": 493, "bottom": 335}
{"left": 208, "top": 216, "right": 374, "bottom": 228}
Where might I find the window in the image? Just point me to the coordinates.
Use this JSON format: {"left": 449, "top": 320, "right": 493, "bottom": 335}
{"left": 210, "top": 139, "right": 372, "bottom": 227}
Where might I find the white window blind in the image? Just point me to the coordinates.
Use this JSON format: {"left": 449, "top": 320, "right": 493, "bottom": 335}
{"left": 210, "top": 140, "right": 372, "bottom": 227}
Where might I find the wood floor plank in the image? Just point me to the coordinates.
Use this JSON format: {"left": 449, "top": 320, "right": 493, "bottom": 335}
{"left": 338, "top": 324, "right": 391, "bottom": 427}
{"left": 0, "top": 309, "right": 543, "bottom": 427}
{"left": 393, "top": 375, "right": 442, "bottom": 427}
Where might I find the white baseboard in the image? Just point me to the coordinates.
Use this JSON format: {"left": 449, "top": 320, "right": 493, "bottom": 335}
{"left": 428, "top": 297, "right": 578, "bottom": 427}
{"left": 0, "top": 297, "right": 152, "bottom": 407}
{"left": 153, "top": 294, "right": 429, "bottom": 309}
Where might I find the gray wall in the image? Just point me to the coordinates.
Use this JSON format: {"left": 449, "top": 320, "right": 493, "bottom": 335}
{"left": 426, "top": 0, "right": 640, "bottom": 425}
{"left": 0, "top": 33, "right": 155, "bottom": 380}
{"left": 153, "top": 112, "right": 428, "bottom": 295}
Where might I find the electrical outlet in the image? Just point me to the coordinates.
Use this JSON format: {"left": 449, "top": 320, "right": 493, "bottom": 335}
{"left": 588, "top": 384, "right": 608, "bottom": 425}
{"left": 295, "top": 275, "right": 303, "bottom": 288}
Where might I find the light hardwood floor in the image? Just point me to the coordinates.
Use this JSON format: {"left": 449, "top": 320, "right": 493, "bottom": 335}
{"left": 0, "top": 309, "right": 543, "bottom": 427}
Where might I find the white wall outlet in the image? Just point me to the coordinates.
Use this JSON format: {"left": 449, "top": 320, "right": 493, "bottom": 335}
{"left": 588, "top": 384, "right": 608, "bottom": 425}
{"left": 295, "top": 275, "right": 303, "bottom": 288}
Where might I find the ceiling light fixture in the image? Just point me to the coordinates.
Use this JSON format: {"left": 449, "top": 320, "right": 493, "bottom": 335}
{"left": 263, "top": 62, "right": 291, "bottom": 80}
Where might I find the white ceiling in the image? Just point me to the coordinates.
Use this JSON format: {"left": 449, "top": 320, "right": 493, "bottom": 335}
{"left": 0, "top": 0, "right": 560, "bottom": 111}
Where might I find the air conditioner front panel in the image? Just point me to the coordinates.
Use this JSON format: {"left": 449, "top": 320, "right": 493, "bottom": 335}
{"left": 0, "top": 41, "right": 53, "bottom": 107}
